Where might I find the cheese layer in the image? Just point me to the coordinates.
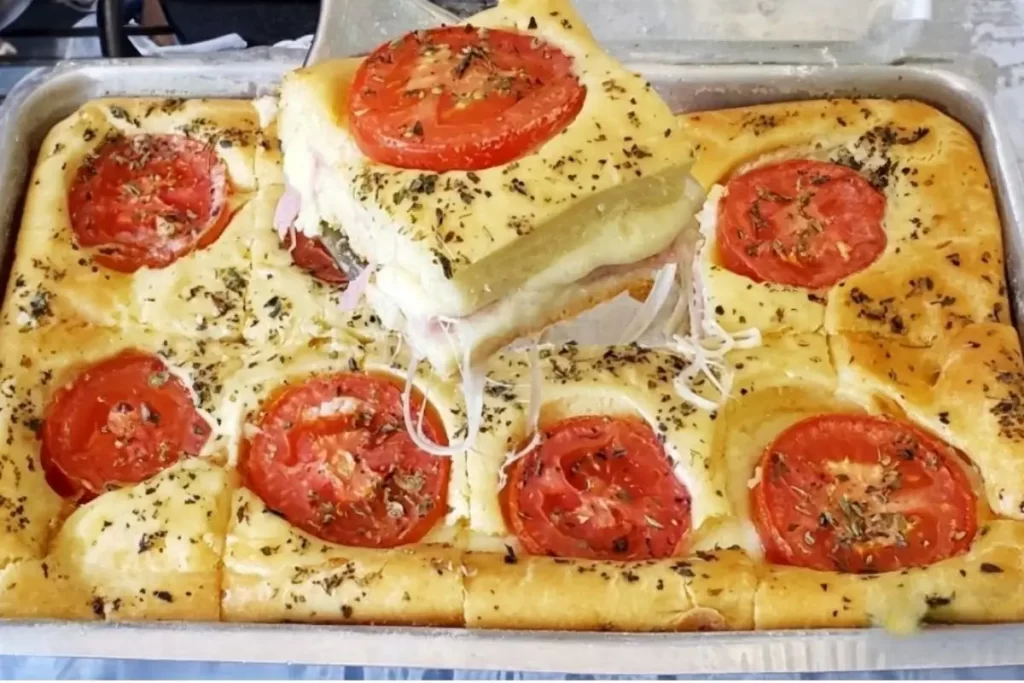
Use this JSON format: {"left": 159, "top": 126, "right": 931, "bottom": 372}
{"left": 278, "top": 0, "right": 701, "bottom": 320}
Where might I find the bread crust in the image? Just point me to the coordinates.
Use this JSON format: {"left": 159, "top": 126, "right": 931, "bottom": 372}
{"left": 755, "top": 520, "right": 1024, "bottom": 630}
{"left": 464, "top": 549, "right": 755, "bottom": 631}
{"left": 0, "top": 459, "right": 233, "bottom": 621}
{"left": 278, "top": 0, "right": 699, "bottom": 321}
{"left": 222, "top": 489, "right": 465, "bottom": 625}
{"left": 11, "top": 98, "right": 262, "bottom": 342}
{"left": 681, "top": 99, "right": 1008, "bottom": 343}
{"left": 0, "top": 320, "right": 246, "bottom": 565}
{"left": 831, "top": 324, "right": 1024, "bottom": 520}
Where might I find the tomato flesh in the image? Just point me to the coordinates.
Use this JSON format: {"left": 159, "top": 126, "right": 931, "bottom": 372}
{"left": 41, "top": 350, "right": 210, "bottom": 501}
{"left": 718, "top": 159, "right": 886, "bottom": 289}
{"left": 349, "top": 26, "right": 586, "bottom": 171}
{"left": 240, "top": 373, "right": 450, "bottom": 548}
{"left": 751, "top": 414, "right": 977, "bottom": 573}
{"left": 286, "top": 231, "right": 348, "bottom": 285}
{"left": 504, "top": 415, "right": 691, "bottom": 561}
{"left": 67, "top": 134, "right": 232, "bottom": 273}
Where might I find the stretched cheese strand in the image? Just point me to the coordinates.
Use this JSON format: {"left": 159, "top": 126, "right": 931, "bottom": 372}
{"left": 617, "top": 264, "right": 678, "bottom": 345}
{"left": 338, "top": 261, "right": 375, "bottom": 311}
{"left": 401, "top": 337, "right": 485, "bottom": 458}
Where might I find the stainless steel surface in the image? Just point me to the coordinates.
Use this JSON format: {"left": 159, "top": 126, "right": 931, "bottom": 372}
{"left": 1, "top": 55, "right": 1023, "bottom": 673}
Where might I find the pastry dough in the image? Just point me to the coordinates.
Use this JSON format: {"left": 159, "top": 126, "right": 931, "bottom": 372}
{"left": 0, "top": 459, "right": 233, "bottom": 621}
{"left": 245, "top": 186, "right": 390, "bottom": 348}
{"left": 831, "top": 324, "right": 1024, "bottom": 520}
{"left": 0, "top": 319, "right": 247, "bottom": 565}
{"left": 460, "top": 343, "right": 758, "bottom": 630}
{"left": 681, "top": 99, "right": 1008, "bottom": 343}
{"left": 220, "top": 336, "right": 471, "bottom": 624}
{"left": 10, "top": 98, "right": 261, "bottom": 341}
{"left": 464, "top": 548, "right": 755, "bottom": 631}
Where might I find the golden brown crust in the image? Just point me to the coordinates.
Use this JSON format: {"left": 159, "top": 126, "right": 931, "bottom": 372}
{"left": 0, "top": 320, "right": 246, "bottom": 564}
{"left": 681, "top": 99, "right": 1008, "bottom": 343}
{"left": 831, "top": 324, "right": 1024, "bottom": 520}
{"left": 463, "top": 549, "right": 755, "bottom": 631}
{"left": 0, "top": 459, "right": 233, "bottom": 621}
{"left": 222, "top": 488, "right": 465, "bottom": 625}
{"left": 12, "top": 98, "right": 261, "bottom": 342}
{"left": 755, "top": 521, "right": 1024, "bottom": 630}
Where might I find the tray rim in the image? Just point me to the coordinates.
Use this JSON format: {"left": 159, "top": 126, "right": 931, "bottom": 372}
{"left": 1, "top": 57, "right": 1023, "bottom": 674}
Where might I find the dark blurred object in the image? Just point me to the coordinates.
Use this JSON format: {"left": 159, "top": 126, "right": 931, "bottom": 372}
{"left": 0, "top": 0, "right": 32, "bottom": 31}
{"left": 158, "top": 0, "right": 495, "bottom": 48}
{"left": 161, "top": 0, "right": 318, "bottom": 46}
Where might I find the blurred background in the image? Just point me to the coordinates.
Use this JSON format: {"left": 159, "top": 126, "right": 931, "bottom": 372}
{"left": 0, "top": 0, "right": 493, "bottom": 97}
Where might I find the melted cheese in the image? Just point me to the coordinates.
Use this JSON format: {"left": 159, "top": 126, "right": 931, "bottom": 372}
{"left": 278, "top": 0, "right": 700, "bottom": 321}
{"left": 693, "top": 184, "right": 824, "bottom": 337}
{"left": 9, "top": 98, "right": 261, "bottom": 342}
{"left": 468, "top": 344, "right": 731, "bottom": 551}
{"left": 0, "top": 321, "right": 246, "bottom": 564}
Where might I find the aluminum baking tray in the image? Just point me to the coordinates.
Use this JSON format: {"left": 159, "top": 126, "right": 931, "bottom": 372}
{"left": 1, "top": 54, "right": 1024, "bottom": 674}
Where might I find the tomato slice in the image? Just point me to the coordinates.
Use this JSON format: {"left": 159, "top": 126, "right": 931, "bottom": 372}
{"left": 504, "top": 415, "right": 691, "bottom": 561}
{"left": 717, "top": 159, "right": 886, "bottom": 289}
{"left": 751, "top": 414, "right": 977, "bottom": 573}
{"left": 40, "top": 350, "right": 211, "bottom": 501}
{"left": 348, "top": 26, "right": 587, "bottom": 171}
{"left": 67, "top": 134, "right": 232, "bottom": 273}
{"left": 285, "top": 231, "right": 348, "bottom": 286}
{"left": 239, "top": 373, "right": 450, "bottom": 548}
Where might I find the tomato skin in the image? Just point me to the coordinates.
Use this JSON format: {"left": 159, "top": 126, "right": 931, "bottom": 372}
{"left": 240, "top": 373, "right": 450, "bottom": 548}
{"left": 504, "top": 415, "right": 691, "bottom": 561}
{"left": 40, "top": 350, "right": 211, "bottom": 501}
{"left": 67, "top": 134, "right": 231, "bottom": 273}
{"left": 717, "top": 159, "right": 886, "bottom": 289}
{"left": 286, "top": 231, "right": 348, "bottom": 285}
{"left": 349, "top": 26, "right": 586, "bottom": 172}
{"left": 751, "top": 414, "right": 977, "bottom": 573}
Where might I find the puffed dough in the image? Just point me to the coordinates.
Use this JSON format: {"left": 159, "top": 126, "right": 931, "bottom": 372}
{"left": 710, "top": 333, "right": 852, "bottom": 557}
{"left": 0, "top": 459, "right": 233, "bottom": 621}
{"left": 0, "top": 320, "right": 247, "bottom": 563}
{"left": 680, "top": 99, "right": 1008, "bottom": 342}
{"left": 279, "top": 0, "right": 700, "bottom": 323}
{"left": 222, "top": 488, "right": 465, "bottom": 626}
{"left": 220, "top": 335, "right": 470, "bottom": 532}
{"left": 468, "top": 344, "right": 729, "bottom": 547}
{"left": 755, "top": 520, "right": 1024, "bottom": 630}
{"left": 244, "top": 186, "right": 391, "bottom": 348}
{"left": 463, "top": 548, "right": 755, "bottom": 631}
{"left": 11, "top": 98, "right": 262, "bottom": 341}
{"left": 831, "top": 324, "right": 1024, "bottom": 520}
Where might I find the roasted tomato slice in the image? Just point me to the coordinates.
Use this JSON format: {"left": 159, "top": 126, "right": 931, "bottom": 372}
{"left": 68, "top": 134, "right": 232, "bottom": 272}
{"left": 504, "top": 415, "right": 691, "bottom": 561}
{"left": 349, "top": 26, "right": 586, "bottom": 171}
{"left": 240, "top": 373, "right": 450, "bottom": 548}
{"left": 751, "top": 414, "right": 977, "bottom": 573}
{"left": 41, "top": 350, "right": 210, "bottom": 500}
{"left": 717, "top": 159, "right": 886, "bottom": 288}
